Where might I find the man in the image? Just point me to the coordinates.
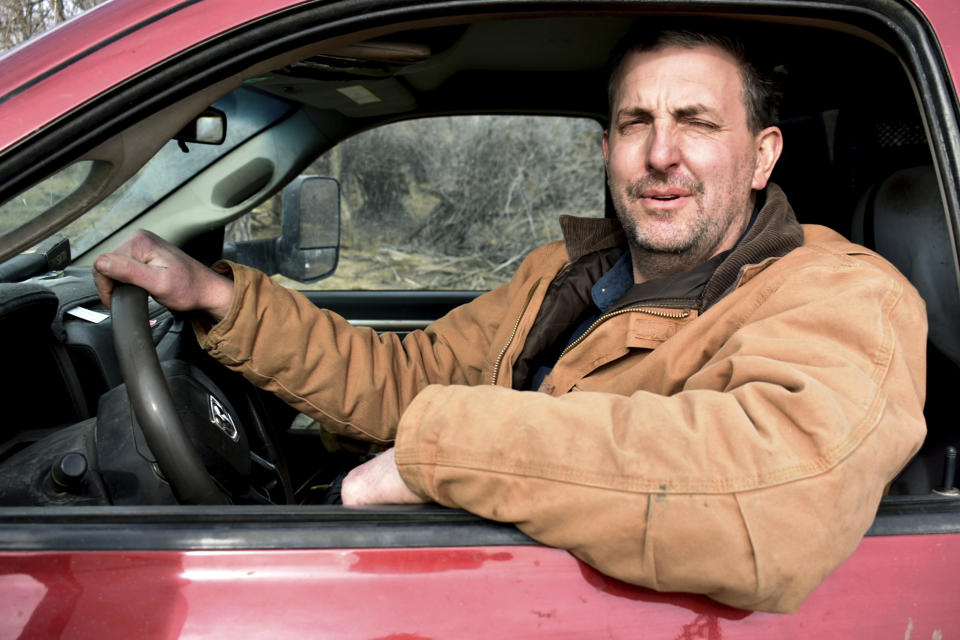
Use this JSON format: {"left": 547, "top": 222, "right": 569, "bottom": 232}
{"left": 93, "top": 26, "right": 927, "bottom": 613}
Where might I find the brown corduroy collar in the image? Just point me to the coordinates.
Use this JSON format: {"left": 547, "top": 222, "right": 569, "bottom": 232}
{"left": 558, "top": 183, "right": 804, "bottom": 312}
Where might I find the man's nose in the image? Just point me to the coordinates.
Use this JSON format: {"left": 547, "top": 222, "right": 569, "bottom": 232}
{"left": 645, "top": 123, "right": 681, "bottom": 171}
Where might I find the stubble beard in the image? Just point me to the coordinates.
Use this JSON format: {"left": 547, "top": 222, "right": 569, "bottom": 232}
{"left": 610, "top": 173, "right": 750, "bottom": 281}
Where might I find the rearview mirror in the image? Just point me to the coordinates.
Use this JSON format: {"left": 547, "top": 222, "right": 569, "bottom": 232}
{"left": 223, "top": 175, "right": 341, "bottom": 283}
{"left": 175, "top": 107, "right": 227, "bottom": 145}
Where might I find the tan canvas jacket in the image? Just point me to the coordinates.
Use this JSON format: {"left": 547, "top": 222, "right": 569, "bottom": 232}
{"left": 197, "top": 186, "right": 927, "bottom": 613}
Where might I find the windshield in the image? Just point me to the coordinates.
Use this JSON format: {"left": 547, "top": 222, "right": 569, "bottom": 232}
{"left": 0, "top": 87, "right": 292, "bottom": 260}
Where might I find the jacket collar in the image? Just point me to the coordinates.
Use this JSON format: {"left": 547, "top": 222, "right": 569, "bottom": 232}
{"left": 558, "top": 183, "right": 804, "bottom": 311}
{"left": 701, "top": 184, "right": 804, "bottom": 308}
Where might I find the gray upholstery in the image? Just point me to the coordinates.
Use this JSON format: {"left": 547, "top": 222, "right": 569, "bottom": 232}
{"left": 852, "top": 165, "right": 960, "bottom": 367}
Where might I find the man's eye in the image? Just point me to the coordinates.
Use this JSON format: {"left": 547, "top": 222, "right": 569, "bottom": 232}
{"left": 619, "top": 119, "right": 649, "bottom": 131}
{"left": 686, "top": 119, "right": 718, "bottom": 129}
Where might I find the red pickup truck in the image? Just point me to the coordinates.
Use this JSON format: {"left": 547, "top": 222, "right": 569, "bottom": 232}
{"left": 0, "top": 0, "right": 958, "bottom": 637}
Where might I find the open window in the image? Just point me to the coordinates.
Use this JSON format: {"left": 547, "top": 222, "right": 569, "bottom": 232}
{"left": 0, "top": 2, "right": 956, "bottom": 527}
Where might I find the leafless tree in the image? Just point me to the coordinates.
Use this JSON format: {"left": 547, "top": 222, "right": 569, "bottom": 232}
{"left": 324, "top": 115, "right": 604, "bottom": 266}
{"left": 1, "top": 0, "right": 104, "bottom": 52}
{"left": 232, "top": 115, "right": 604, "bottom": 289}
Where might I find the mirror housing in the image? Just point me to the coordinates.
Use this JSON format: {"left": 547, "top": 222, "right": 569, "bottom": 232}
{"left": 223, "top": 175, "right": 341, "bottom": 283}
{"left": 175, "top": 107, "right": 227, "bottom": 145}
{"left": 277, "top": 175, "right": 340, "bottom": 282}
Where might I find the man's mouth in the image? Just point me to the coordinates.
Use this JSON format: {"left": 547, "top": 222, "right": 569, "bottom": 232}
{"left": 641, "top": 189, "right": 690, "bottom": 203}
{"left": 625, "top": 178, "right": 702, "bottom": 205}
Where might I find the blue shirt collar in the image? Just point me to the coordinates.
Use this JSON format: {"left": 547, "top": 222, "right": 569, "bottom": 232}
{"left": 591, "top": 251, "right": 634, "bottom": 312}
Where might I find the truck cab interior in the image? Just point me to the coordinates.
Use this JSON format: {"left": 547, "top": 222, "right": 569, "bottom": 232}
{"left": 0, "top": 6, "right": 957, "bottom": 520}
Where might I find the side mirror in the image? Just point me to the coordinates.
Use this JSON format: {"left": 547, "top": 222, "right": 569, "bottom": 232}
{"left": 277, "top": 176, "right": 341, "bottom": 282}
{"left": 223, "top": 175, "right": 341, "bottom": 283}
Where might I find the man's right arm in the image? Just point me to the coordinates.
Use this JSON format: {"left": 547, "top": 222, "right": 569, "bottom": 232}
{"left": 192, "top": 241, "right": 570, "bottom": 442}
{"left": 93, "top": 229, "right": 234, "bottom": 322}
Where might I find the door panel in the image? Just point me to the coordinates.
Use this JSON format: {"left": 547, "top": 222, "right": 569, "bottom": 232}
{"left": 1, "top": 532, "right": 957, "bottom": 638}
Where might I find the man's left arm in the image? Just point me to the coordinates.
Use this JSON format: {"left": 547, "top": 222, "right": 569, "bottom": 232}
{"left": 367, "top": 251, "right": 927, "bottom": 613}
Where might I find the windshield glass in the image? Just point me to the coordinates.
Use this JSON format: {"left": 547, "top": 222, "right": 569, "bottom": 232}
{"left": 0, "top": 87, "right": 291, "bottom": 259}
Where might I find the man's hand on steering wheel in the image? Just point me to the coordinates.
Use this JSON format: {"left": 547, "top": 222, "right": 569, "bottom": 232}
{"left": 96, "top": 230, "right": 425, "bottom": 507}
{"left": 93, "top": 229, "right": 234, "bottom": 321}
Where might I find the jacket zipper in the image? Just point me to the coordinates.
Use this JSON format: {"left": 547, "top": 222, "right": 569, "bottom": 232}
{"left": 557, "top": 306, "right": 690, "bottom": 361}
{"left": 490, "top": 279, "right": 542, "bottom": 386}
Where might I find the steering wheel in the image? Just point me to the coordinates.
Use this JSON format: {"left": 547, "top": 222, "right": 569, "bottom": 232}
{"left": 111, "top": 284, "right": 228, "bottom": 505}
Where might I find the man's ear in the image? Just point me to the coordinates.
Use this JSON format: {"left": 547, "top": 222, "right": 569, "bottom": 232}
{"left": 602, "top": 129, "right": 610, "bottom": 166}
{"left": 751, "top": 126, "right": 783, "bottom": 190}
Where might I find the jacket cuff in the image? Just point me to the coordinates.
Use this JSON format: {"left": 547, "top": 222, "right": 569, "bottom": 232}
{"left": 191, "top": 260, "right": 246, "bottom": 352}
{"left": 394, "top": 386, "right": 444, "bottom": 502}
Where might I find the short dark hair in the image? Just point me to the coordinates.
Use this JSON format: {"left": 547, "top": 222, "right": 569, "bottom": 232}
{"left": 607, "top": 24, "right": 781, "bottom": 133}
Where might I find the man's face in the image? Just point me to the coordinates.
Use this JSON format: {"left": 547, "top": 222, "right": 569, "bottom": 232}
{"left": 603, "top": 44, "right": 781, "bottom": 271}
